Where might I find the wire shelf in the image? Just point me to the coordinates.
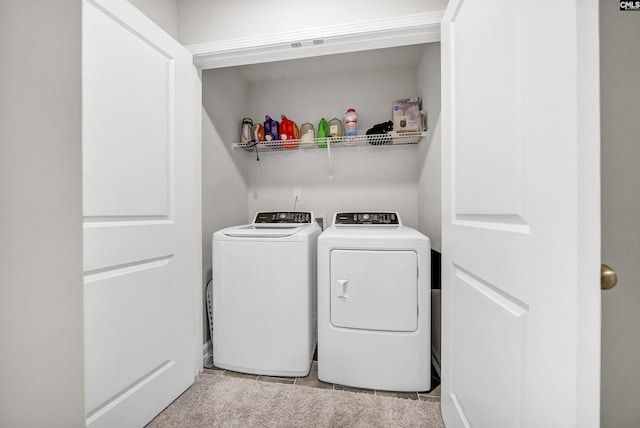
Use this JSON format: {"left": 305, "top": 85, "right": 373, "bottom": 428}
{"left": 233, "top": 132, "right": 426, "bottom": 152}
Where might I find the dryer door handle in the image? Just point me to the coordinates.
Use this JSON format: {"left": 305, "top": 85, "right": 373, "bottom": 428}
{"left": 336, "top": 279, "right": 349, "bottom": 300}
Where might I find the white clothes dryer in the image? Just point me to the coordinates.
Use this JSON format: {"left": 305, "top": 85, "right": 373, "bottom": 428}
{"left": 317, "top": 212, "right": 431, "bottom": 391}
{"left": 212, "top": 211, "right": 321, "bottom": 377}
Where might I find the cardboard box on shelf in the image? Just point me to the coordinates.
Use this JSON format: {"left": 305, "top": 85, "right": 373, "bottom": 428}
{"left": 390, "top": 131, "right": 421, "bottom": 145}
{"left": 393, "top": 98, "right": 421, "bottom": 133}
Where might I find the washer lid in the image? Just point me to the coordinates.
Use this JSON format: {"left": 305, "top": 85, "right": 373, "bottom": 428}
{"left": 222, "top": 224, "right": 308, "bottom": 238}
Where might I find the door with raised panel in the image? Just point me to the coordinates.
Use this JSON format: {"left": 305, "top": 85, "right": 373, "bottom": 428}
{"left": 441, "top": 0, "right": 600, "bottom": 427}
{"left": 82, "top": 0, "right": 200, "bottom": 426}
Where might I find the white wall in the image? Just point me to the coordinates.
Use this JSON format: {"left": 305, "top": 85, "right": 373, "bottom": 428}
{"left": 247, "top": 148, "right": 420, "bottom": 228}
{"left": 201, "top": 68, "right": 250, "bottom": 341}
{"left": 600, "top": 2, "right": 640, "bottom": 427}
{"left": 0, "top": 1, "right": 85, "bottom": 427}
{"left": 417, "top": 43, "right": 442, "bottom": 251}
{"left": 177, "top": 0, "right": 448, "bottom": 45}
{"left": 128, "top": 0, "right": 178, "bottom": 39}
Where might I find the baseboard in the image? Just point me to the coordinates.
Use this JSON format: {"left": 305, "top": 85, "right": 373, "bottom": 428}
{"left": 203, "top": 340, "right": 213, "bottom": 369}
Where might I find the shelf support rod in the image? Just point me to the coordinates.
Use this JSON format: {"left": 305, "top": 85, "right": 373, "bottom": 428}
{"left": 326, "top": 140, "right": 333, "bottom": 179}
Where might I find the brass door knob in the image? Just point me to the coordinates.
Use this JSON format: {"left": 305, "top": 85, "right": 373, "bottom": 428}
{"left": 601, "top": 264, "right": 618, "bottom": 290}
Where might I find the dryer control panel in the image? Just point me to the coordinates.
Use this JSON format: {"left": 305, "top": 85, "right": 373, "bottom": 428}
{"left": 334, "top": 212, "right": 400, "bottom": 225}
{"left": 253, "top": 211, "right": 313, "bottom": 224}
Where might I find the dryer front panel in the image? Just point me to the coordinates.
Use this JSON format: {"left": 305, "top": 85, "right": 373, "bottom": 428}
{"left": 330, "top": 250, "right": 418, "bottom": 332}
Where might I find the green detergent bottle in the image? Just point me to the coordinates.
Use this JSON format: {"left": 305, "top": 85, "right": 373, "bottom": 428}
{"left": 317, "top": 118, "right": 328, "bottom": 148}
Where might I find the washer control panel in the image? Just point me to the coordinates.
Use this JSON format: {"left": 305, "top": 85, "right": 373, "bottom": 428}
{"left": 253, "top": 211, "right": 313, "bottom": 224}
{"left": 334, "top": 212, "right": 400, "bottom": 225}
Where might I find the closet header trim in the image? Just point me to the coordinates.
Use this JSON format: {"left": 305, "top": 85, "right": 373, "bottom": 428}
{"left": 186, "top": 11, "right": 444, "bottom": 69}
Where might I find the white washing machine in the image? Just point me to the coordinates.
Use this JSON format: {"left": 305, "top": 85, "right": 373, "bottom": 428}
{"left": 212, "top": 211, "right": 321, "bottom": 377}
{"left": 317, "top": 212, "right": 431, "bottom": 391}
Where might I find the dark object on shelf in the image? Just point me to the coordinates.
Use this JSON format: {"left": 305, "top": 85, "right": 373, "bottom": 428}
{"left": 366, "top": 121, "right": 393, "bottom": 145}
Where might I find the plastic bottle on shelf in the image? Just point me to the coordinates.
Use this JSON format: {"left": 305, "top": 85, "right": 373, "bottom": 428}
{"left": 280, "top": 115, "right": 300, "bottom": 149}
{"left": 299, "top": 122, "right": 315, "bottom": 147}
{"left": 251, "top": 123, "right": 265, "bottom": 148}
{"left": 317, "top": 118, "right": 328, "bottom": 148}
{"left": 328, "top": 117, "right": 343, "bottom": 144}
{"left": 241, "top": 117, "right": 253, "bottom": 144}
{"left": 264, "top": 115, "right": 280, "bottom": 148}
{"left": 292, "top": 121, "right": 299, "bottom": 145}
{"left": 344, "top": 108, "right": 357, "bottom": 145}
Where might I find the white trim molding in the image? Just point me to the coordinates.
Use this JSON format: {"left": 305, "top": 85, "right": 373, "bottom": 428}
{"left": 187, "top": 11, "right": 444, "bottom": 69}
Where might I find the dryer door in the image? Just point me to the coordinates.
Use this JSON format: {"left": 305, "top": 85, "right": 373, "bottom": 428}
{"left": 330, "top": 250, "right": 418, "bottom": 332}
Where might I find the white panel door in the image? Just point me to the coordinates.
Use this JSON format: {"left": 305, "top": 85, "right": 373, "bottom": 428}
{"left": 82, "top": 1, "right": 200, "bottom": 427}
{"left": 441, "top": 1, "right": 600, "bottom": 427}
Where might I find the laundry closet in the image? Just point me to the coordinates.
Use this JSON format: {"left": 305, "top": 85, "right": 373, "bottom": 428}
{"left": 199, "top": 38, "right": 443, "bottom": 372}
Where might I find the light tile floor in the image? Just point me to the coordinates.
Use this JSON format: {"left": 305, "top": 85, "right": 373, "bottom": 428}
{"left": 205, "top": 361, "right": 441, "bottom": 402}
